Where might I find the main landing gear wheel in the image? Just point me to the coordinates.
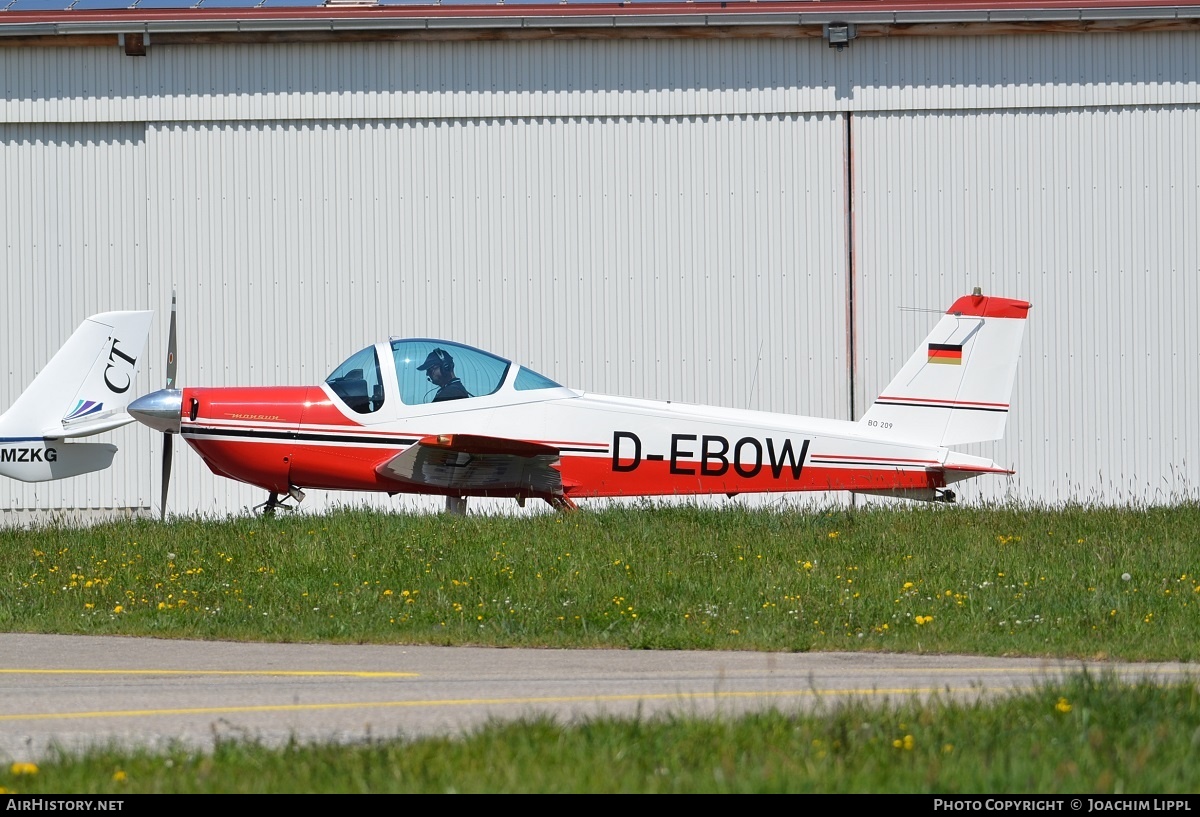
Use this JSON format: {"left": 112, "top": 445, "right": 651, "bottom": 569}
{"left": 545, "top": 494, "right": 579, "bottom": 512}
{"left": 254, "top": 487, "right": 306, "bottom": 516}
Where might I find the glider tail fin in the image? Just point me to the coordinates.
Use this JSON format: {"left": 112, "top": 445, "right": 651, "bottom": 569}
{"left": 0, "top": 310, "right": 155, "bottom": 439}
{"left": 0, "top": 309, "right": 153, "bottom": 482}
{"left": 859, "top": 291, "right": 1031, "bottom": 447}
{"left": 0, "top": 310, "right": 154, "bottom": 482}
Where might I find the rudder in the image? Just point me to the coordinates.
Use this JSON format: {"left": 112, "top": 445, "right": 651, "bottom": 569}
{"left": 0, "top": 310, "right": 155, "bottom": 439}
{"left": 860, "top": 291, "right": 1031, "bottom": 446}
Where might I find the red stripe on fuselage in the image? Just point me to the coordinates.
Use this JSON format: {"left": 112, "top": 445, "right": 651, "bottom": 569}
{"left": 184, "top": 432, "right": 941, "bottom": 497}
{"left": 875, "top": 395, "right": 1009, "bottom": 409}
{"left": 556, "top": 454, "right": 940, "bottom": 497}
{"left": 809, "top": 454, "right": 939, "bottom": 466}
{"left": 179, "top": 383, "right": 945, "bottom": 498}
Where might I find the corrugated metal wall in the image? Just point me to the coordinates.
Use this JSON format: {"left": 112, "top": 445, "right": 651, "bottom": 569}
{"left": 143, "top": 114, "right": 849, "bottom": 515}
{"left": 0, "top": 122, "right": 154, "bottom": 514}
{"left": 1, "top": 32, "right": 1197, "bottom": 517}
{"left": 853, "top": 105, "right": 1200, "bottom": 506}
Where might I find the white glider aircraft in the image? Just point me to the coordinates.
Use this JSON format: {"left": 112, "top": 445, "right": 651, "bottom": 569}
{"left": 0, "top": 310, "right": 154, "bottom": 482}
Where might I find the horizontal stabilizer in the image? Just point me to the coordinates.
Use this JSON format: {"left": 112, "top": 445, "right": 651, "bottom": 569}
{"left": 0, "top": 441, "right": 118, "bottom": 483}
{"left": 937, "top": 450, "right": 1013, "bottom": 484}
{"left": 45, "top": 412, "right": 136, "bottom": 439}
{"left": 378, "top": 434, "right": 564, "bottom": 497}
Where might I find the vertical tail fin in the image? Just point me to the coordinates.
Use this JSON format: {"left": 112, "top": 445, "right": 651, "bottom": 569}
{"left": 860, "top": 291, "right": 1031, "bottom": 446}
{"left": 0, "top": 310, "right": 155, "bottom": 439}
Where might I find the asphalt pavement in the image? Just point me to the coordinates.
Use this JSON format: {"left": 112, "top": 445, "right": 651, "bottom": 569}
{"left": 1, "top": 633, "right": 1194, "bottom": 762}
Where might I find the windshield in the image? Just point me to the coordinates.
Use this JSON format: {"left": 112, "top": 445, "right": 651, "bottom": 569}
{"left": 325, "top": 346, "right": 385, "bottom": 414}
{"left": 391, "top": 339, "right": 511, "bottom": 405}
{"left": 514, "top": 366, "right": 563, "bottom": 391}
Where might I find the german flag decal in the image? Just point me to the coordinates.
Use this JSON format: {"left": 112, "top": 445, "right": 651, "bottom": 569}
{"left": 928, "top": 343, "right": 963, "bottom": 365}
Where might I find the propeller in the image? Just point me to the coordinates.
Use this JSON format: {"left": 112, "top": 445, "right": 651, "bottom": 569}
{"left": 127, "top": 291, "right": 184, "bottom": 521}
{"left": 160, "top": 292, "right": 177, "bottom": 521}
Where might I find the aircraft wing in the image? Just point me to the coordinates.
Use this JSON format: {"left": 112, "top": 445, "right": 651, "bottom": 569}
{"left": 377, "top": 434, "right": 564, "bottom": 497}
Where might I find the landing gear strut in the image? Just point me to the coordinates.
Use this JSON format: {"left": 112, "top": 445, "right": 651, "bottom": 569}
{"left": 254, "top": 487, "right": 306, "bottom": 516}
{"left": 545, "top": 494, "right": 579, "bottom": 512}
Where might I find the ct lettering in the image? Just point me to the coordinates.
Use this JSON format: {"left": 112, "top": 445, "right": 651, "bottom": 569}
{"left": 102, "top": 339, "right": 138, "bottom": 394}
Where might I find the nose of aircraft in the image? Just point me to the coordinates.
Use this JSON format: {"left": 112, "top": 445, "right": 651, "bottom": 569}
{"left": 128, "top": 389, "right": 183, "bottom": 434}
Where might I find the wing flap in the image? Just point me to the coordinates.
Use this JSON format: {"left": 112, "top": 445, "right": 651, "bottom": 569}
{"left": 377, "top": 434, "right": 563, "bottom": 496}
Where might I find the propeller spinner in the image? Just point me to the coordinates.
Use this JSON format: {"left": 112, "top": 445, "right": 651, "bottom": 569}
{"left": 128, "top": 292, "right": 181, "bottom": 520}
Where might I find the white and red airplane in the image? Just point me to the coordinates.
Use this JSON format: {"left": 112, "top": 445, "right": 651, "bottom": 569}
{"left": 129, "top": 289, "right": 1029, "bottom": 516}
{"left": 0, "top": 310, "right": 154, "bottom": 482}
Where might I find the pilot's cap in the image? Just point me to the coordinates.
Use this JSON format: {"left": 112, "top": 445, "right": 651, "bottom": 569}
{"left": 417, "top": 348, "right": 454, "bottom": 371}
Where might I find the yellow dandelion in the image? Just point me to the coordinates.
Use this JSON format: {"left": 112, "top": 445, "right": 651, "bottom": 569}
{"left": 827, "top": 531, "right": 839, "bottom": 539}
{"left": 10, "top": 762, "right": 38, "bottom": 776}
{"left": 1056, "top": 697, "right": 1072, "bottom": 713}
{"left": 113, "top": 604, "right": 124, "bottom": 614}
{"left": 382, "top": 589, "right": 393, "bottom": 596}
{"left": 112, "top": 770, "right": 127, "bottom": 783}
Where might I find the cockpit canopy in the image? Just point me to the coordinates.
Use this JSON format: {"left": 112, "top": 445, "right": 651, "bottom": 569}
{"left": 326, "top": 338, "right": 563, "bottom": 414}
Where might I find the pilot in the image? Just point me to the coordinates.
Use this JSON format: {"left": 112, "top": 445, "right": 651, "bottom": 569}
{"left": 417, "top": 348, "right": 470, "bottom": 402}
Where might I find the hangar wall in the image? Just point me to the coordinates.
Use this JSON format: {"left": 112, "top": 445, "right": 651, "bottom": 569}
{"left": 1, "top": 32, "right": 1197, "bottom": 517}
{"left": 0, "top": 123, "right": 152, "bottom": 514}
{"left": 854, "top": 106, "right": 1200, "bottom": 506}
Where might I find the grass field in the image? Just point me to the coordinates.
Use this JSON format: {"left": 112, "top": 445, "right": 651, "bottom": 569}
{"left": 2, "top": 502, "right": 1198, "bottom": 792}
{"left": 3, "top": 503, "right": 1197, "bottom": 659}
